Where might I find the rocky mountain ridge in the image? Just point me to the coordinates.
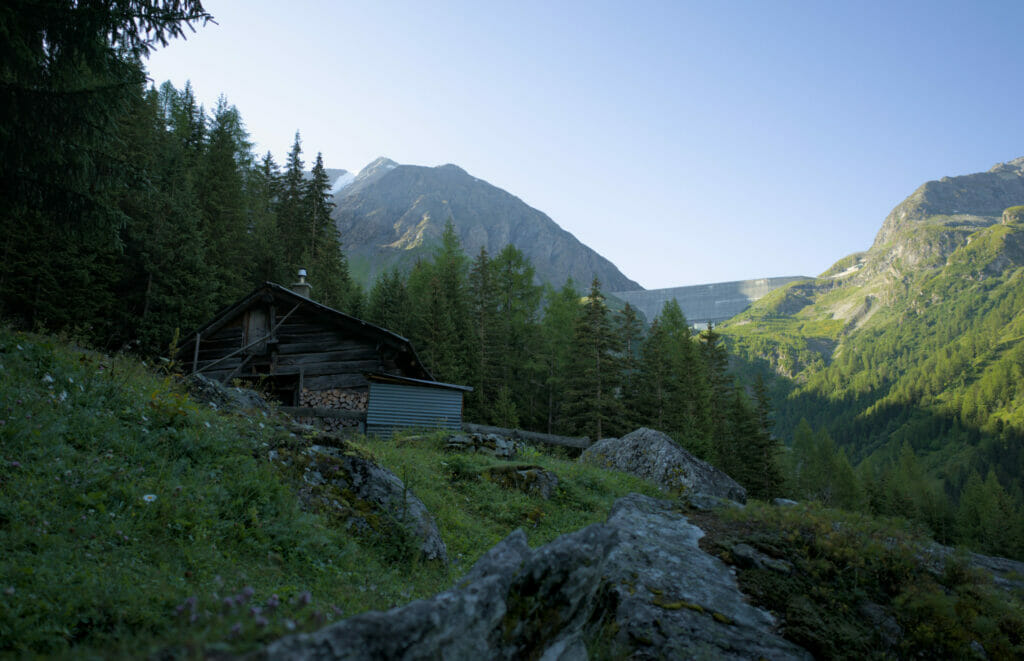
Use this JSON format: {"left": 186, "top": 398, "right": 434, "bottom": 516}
{"left": 326, "top": 159, "right": 641, "bottom": 291}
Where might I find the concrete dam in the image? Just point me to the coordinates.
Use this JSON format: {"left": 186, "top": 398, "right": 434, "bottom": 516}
{"left": 612, "top": 276, "right": 808, "bottom": 327}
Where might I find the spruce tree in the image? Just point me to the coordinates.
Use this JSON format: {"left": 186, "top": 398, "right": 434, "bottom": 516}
{"left": 539, "top": 281, "right": 582, "bottom": 434}
{"left": 564, "top": 277, "right": 624, "bottom": 439}
{"left": 468, "top": 247, "right": 501, "bottom": 419}
{"left": 367, "top": 269, "right": 411, "bottom": 336}
{"left": 277, "top": 131, "right": 307, "bottom": 273}
{"left": 492, "top": 244, "right": 542, "bottom": 425}
{"left": 617, "top": 302, "right": 645, "bottom": 432}
{"left": 304, "top": 152, "right": 357, "bottom": 311}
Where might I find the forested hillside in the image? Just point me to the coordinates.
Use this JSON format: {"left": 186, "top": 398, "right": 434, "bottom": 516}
{"left": 0, "top": 0, "right": 783, "bottom": 503}
{"left": 721, "top": 161, "right": 1024, "bottom": 558}
{"left": 0, "top": 2, "right": 360, "bottom": 356}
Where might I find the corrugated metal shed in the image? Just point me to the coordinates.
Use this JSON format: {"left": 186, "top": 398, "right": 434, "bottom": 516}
{"left": 365, "top": 373, "right": 472, "bottom": 438}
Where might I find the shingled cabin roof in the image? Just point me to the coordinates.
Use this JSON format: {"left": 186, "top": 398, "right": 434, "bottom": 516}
{"left": 178, "top": 282, "right": 433, "bottom": 384}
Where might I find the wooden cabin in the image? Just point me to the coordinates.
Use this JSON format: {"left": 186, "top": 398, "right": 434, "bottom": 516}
{"left": 179, "top": 282, "right": 434, "bottom": 428}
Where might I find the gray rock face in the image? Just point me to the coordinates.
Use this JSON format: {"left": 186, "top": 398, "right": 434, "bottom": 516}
{"left": 299, "top": 445, "right": 447, "bottom": 563}
{"left": 874, "top": 156, "right": 1024, "bottom": 248}
{"left": 581, "top": 428, "right": 747, "bottom": 504}
{"left": 182, "top": 373, "right": 270, "bottom": 414}
{"left": 445, "top": 432, "right": 521, "bottom": 459}
{"left": 256, "top": 493, "right": 809, "bottom": 660}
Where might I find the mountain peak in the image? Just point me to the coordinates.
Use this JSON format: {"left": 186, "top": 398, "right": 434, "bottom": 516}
{"left": 332, "top": 159, "right": 641, "bottom": 291}
{"left": 357, "top": 157, "right": 399, "bottom": 178}
{"left": 988, "top": 156, "right": 1024, "bottom": 174}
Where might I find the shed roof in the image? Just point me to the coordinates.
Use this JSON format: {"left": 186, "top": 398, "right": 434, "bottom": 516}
{"left": 180, "top": 282, "right": 433, "bottom": 381}
{"left": 366, "top": 372, "right": 473, "bottom": 392}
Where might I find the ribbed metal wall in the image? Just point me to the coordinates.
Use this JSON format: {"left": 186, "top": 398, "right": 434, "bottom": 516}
{"left": 366, "top": 382, "right": 464, "bottom": 437}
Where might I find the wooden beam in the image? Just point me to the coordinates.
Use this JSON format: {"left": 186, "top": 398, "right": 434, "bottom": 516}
{"left": 221, "top": 353, "right": 254, "bottom": 384}
{"left": 461, "top": 422, "right": 592, "bottom": 449}
{"left": 192, "top": 332, "right": 201, "bottom": 373}
{"left": 193, "top": 304, "right": 301, "bottom": 375}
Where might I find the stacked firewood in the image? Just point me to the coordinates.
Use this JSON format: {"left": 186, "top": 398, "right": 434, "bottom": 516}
{"left": 300, "top": 388, "right": 368, "bottom": 411}
{"left": 297, "top": 388, "right": 368, "bottom": 431}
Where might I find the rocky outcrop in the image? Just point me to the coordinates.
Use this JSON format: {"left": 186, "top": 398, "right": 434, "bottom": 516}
{"left": 580, "top": 428, "right": 747, "bottom": 504}
{"left": 182, "top": 373, "right": 270, "bottom": 414}
{"left": 255, "top": 494, "right": 810, "bottom": 660}
{"left": 873, "top": 156, "right": 1024, "bottom": 248}
{"left": 482, "top": 465, "right": 559, "bottom": 500}
{"left": 288, "top": 444, "right": 447, "bottom": 564}
{"left": 445, "top": 432, "right": 522, "bottom": 459}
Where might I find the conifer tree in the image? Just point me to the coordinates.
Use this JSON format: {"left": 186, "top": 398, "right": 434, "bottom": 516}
{"left": 367, "top": 269, "right": 411, "bottom": 336}
{"left": 304, "top": 152, "right": 357, "bottom": 312}
{"left": 539, "top": 281, "right": 582, "bottom": 434}
{"left": 492, "top": 244, "right": 543, "bottom": 424}
{"left": 564, "top": 277, "right": 624, "bottom": 439}
{"left": 247, "top": 152, "right": 283, "bottom": 283}
{"left": 277, "top": 132, "right": 307, "bottom": 272}
{"left": 618, "top": 302, "right": 645, "bottom": 431}
{"left": 197, "top": 95, "right": 251, "bottom": 302}
{"left": 700, "top": 322, "right": 732, "bottom": 457}
{"left": 468, "top": 247, "right": 501, "bottom": 418}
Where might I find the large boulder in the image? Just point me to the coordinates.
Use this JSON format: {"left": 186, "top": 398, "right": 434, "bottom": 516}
{"left": 581, "top": 427, "right": 747, "bottom": 504}
{"left": 292, "top": 444, "right": 447, "bottom": 564}
{"left": 255, "top": 493, "right": 810, "bottom": 660}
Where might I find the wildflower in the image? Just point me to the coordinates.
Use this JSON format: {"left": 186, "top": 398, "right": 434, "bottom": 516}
{"left": 239, "top": 586, "right": 255, "bottom": 602}
{"left": 284, "top": 618, "right": 296, "bottom": 631}
{"left": 4, "top": 587, "right": 14, "bottom": 595}
{"left": 42, "top": 374, "right": 54, "bottom": 383}
{"left": 249, "top": 605, "right": 262, "bottom": 617}
{"left": 58, "top": 391, "right": 67, "bottom": 403}
{"left": 229, "top": 622, "right": 242, "bottom": 638}
{"left": 16, "top": 344, "right": 23, "bottom": 350}
{"left": 142, "top": 494, "right": 157, "bottom": 503}
{"left": 204, "top": 421, "right": 211, "bottom": 428}
{"left": 255, "top": 615, "right": 269, "bottom": 628}
{"left": 295, "top": 591, "right": 312, "bottom": 607}
{"left": 223, "top": 596, "right": 237, "bottom": 610}
{"left": 6, "top": 461, "right": 16, "bottom": 469}
{"left": 265, "top": 593, "right": 280, "bottom": 609}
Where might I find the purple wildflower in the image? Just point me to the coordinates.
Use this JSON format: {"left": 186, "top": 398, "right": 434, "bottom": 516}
{"left": 239, "top": 585, "right": 255, "bottom": 602}
{"left": 255, "top": 615, "right": 269, "bottom": 628}
{"left": 229, "top": 622, "right": 242, "bottom": 638}
{"left": 295, "top": 591, "right": 312, "bottom": 608}
{"left": 8, "top": 461, "right": 20, "bottom": 468}
{"left": 265, "top": 593, "right": 280, "bottom": 609}
{"left": 249, "top": 605, "right": 262, "bottom": 617}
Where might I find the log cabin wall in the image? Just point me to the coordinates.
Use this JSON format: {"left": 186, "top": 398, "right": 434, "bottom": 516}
{"left": 184, "top": 284, "right": 430, "bottom": 425}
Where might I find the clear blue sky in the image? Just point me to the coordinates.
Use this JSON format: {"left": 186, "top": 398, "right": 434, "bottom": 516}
{"left": 146, "top": 0, "right": 1024, "bottom": 290}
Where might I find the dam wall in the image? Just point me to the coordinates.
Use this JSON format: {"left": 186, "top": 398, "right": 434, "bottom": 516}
{"left": 612, "top": 276, "right": 808, "bottom": 326}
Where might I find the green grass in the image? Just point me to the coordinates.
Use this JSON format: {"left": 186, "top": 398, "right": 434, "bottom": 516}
{"left": 698, "top": 501, "right": 1024, "bottom": 660}
{"left": 0, "top": 326, "right": 660, "bottom": 657}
